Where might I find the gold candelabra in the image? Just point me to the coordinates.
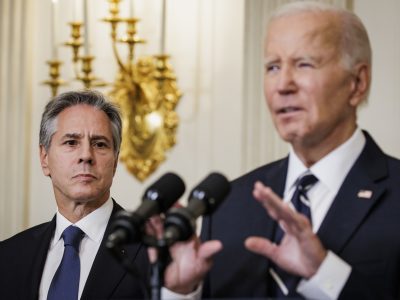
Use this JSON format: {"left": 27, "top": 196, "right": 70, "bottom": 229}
{"left": 43, "top": 0, "right": 182, "bottom": 181}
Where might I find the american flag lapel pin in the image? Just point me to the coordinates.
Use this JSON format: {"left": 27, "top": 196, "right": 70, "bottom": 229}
{"left": 357, "top": 189, "right": 373, "bottom": 199}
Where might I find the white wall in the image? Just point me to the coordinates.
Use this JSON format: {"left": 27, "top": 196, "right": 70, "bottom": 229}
{"left": 27, "top": 0, "right": 246, "bottom": 228}
{"left": 355, "top": 0, "right": 400, "bottom": 157}
{"left": 1, "top": 0, "right": 399, "bottom": 239}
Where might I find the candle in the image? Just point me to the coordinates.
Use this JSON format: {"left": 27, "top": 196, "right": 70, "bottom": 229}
{"left": 160, "top": 0, "right": 166, "bottom": 54}
{"left": 83, "top": 0, "right": 89, "bottom": 55}
{"left": 73, "top": 0, "right": 80, "bottom": 21}
{"left": 129, "top": 0, "right": 134, "bottom": 18}
{"left": 51, "top": 0, "right": 58, "bottom": 59}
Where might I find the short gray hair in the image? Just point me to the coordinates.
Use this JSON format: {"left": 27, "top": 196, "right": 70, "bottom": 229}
{"left": 39, "top": 90, "right": 122, "bottom": 155}
{"left": 268, "top": 1, "right": 372, "bottom": 71}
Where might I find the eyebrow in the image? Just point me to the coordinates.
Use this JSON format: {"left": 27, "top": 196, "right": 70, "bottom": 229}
{"left": 264, "top": 55, "right": 322, "bottom": 65}
{"left": 264, "top": 57, "right": 280, "bottom": 65}
{"left": 295, "top": 55, "right": 321, "bottom": 63}
{"left": 61, "top": 133, "right": 111, "bottom": 143}
{"left": 62, "top": 133, "right": 83, "bottom": 139}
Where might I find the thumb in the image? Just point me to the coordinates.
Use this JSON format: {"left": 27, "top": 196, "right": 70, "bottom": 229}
{"left": 198, "top": 240, "right": 223, "bottom": 260}
{"left": 245, "top": 236, "right": 276, "bottom": 259}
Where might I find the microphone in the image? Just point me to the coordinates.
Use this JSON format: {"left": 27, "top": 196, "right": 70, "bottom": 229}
{"left": 106, "top": 172, "right": 185, "bottom": 249}
{"left": 163, "top": 172, "right": 230, "bottom": 245}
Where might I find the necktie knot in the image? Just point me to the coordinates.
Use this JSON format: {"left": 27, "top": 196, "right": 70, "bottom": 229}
{"left": 62, "top": 225, "right": 84, "bottom": 252}
{"left": 291, "top": 172, "right": 318, "bottom": 220}
{"left": 295, "top": 173, "right": 318, "bottom": 194}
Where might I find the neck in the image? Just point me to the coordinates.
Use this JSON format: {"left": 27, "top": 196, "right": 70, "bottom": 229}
{"left": 293, "top": 125, "right": 357, "bottom": 168}
{"left": 56, "top": 194, "right": 109, "bottom": 223}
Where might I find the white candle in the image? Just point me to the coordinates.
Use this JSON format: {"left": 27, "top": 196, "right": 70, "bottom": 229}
{"left": 51, "top": 0, "right": 58, "bottom": 59}
{"left": 160, "top": 0, "right": 166, "bottom": 54}
{"left": 129, "top": 0, "right": 134, "bottom": 18}
{"left": 73, "top": 0, "right": 80, "bottom": 21}
{"left": 83, "top": 0, "right": 89, "bottom": 55}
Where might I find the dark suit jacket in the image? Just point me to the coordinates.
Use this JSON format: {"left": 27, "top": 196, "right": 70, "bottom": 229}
{"left": 201, "top": 131, "right": 400, "bottom": 299}
{"left": 0, "top": 200, "right": 150, "bottom": 300}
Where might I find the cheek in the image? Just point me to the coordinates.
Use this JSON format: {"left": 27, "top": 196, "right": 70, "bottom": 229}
{"left": 101, "top": 156, "right": 118, "bottom": 176}
{"left": 48, "top": 155, "right": 69, "bottom": 175}
{"left": 264, "top": 76, "right": 273, "bottom": 96}
{"left": 264, "top": 83, "right": 275, "bottom": 111}
{"left": 301, "top": 80, "right": 329, "bottom": 117}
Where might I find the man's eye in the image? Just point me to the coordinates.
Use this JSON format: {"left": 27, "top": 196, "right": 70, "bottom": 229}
{"left": 298, "top": 62, "right": 314, "bottom": 68}
{"left": 94, "top": 141, "right": 108, "bottom": 148}
{"left": 64, "top": 140, "right": 77, "bottom": 146}
{"left": 266, "top": 64, "right": 280, "bottom": 73}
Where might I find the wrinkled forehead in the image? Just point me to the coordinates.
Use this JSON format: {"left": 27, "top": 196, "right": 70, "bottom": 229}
{"left": 265, "top": 11, "right": 343, "bottom": 52}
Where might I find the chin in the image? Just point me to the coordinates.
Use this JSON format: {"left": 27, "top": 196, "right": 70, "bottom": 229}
{"left": 277, "top": 123, "right": 310, "bottom": 142}
{"left": 71, "top": 190, "right": 103, "bottom": 202}
{"left": 277, "top": 129, "right": 299, "bottom": 143}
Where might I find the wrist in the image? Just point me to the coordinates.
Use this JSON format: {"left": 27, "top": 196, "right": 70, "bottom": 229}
{"left": 166, "top": 282, "right": 198, "bottom": 295}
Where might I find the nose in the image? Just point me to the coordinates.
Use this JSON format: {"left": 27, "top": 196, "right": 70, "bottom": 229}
{"left": 78, "top": 142, "right": 94, "bottom": 165}
{"left": 277, "top": 65, "right": 296, "bottom": 95}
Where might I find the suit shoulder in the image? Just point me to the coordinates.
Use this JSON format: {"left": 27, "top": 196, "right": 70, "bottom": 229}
{"left": 231, "top": 158, "right": 287, "bottom": 187}
{"left": 0, "top": 221, "right": 52, "bottom": 249}
{"left": 385, "top": 155, "right": 400, "bottom": 183}
{"left": 386, "top": 154, "right": 400, "bottom": 167}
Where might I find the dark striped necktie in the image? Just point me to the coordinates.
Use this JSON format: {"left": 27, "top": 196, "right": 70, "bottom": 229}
{"left": 270, "top": 172, "right": 318, "bottom": 297}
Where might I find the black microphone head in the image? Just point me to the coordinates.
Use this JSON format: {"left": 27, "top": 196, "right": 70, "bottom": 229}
{"left": 142, "top": 172, "right": 186, "bottom": 212}
{"left": 189, "top": 172, "right": 230, "bottom": 214}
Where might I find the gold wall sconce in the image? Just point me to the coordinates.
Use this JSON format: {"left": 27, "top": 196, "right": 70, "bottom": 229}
{"left": 43, "top": 0, "right": 182, "bottom": 181}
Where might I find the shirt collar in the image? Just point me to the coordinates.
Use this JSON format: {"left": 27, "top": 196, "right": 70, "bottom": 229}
{"left": 52, "top": 197, "right": 114, "bottom": 246}
{"left": 286, "top": 128, "right": 366, "bottom": 195}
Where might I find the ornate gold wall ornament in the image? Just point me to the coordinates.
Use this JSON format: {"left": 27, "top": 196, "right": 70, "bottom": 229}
{"left": 109, "top": 54, "right": 181, "bottom": 181}
{"left": 43, "top": 0, "right": 182, "bottom": 181}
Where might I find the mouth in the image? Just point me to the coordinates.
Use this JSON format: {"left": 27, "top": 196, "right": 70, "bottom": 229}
{"left": 73, "top": 174, "right": 97, "bottom": 180}
{"left": 277, "top": 106, "right": 303, "bottom": 115}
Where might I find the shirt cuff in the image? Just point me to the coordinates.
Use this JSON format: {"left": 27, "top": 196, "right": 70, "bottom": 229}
{"left": 297, "top": 251, "right": 351, "bottom": 299}
{"left": 161, "top": 284, "right": 202, "bottom": 300}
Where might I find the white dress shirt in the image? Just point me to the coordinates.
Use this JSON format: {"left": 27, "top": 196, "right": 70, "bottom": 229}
{"left": 284, "top": 128, "right": 366, "bottom": 299}
{"left": 38, "top": 197, "right": 193, "bottom": 300}
{"left": 38, "top": 197, "right": 113, "bottom": 300}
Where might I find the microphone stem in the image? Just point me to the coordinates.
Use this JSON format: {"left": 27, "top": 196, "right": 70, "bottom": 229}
{"left": 150, "top": 244, "right": 170, "bottom": 300}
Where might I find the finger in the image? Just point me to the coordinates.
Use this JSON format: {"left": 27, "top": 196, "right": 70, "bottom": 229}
{"left": 198, "top": 240, "right": 223, "bottom": 261}
{"left": 193, "top": 240, "right": 223, "bottom": 276}
{"left": 284, "top": 213, "right": 312, "bottom": 237}
{"left": 147, "top": 247, "right": 157, "bottom": 263}
{"left": 145, "top": 215, "right": 164, "bottom": 239}
{"left": 253, "top": 182, "right": 309, "bottom": 234}
{"left": 169, "top": 236, "right": 222, "bottom": 260}
{"left": 252, "top": 182, "right": 297, "bottom": 226}
{"left": 245, "top": 236, "right": 277, "bottom": 260}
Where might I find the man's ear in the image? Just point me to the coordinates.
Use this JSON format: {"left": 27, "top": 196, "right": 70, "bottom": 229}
{"left": 40, "top": 145, "right": 51, "bottom": 177}
{"left": 349, "top": 63, "right": 370, "bottom": 107}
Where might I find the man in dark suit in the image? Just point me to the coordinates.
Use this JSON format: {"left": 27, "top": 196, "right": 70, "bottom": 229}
{"left": 197, "top": 2, "right": 400, "bottom": 299}
{"left": 0, "top": 90, "right": 218, "bottom": 299}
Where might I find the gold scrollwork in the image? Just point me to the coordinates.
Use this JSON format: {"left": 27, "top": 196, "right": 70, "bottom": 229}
{"left": 44, "top": 0, "right": 184, "bottom": 181}
{"left": 109, "top": 55, "right": 182, "bottom": 181}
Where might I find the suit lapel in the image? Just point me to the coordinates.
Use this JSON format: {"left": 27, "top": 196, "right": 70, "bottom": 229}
{"left": 317, "top": 132, "right": 388, "bottom": 253}
{"left": 22, "top": 218, "right": 56, "bottom": 300}
{"left": 262, "top": 158, "right": 289, "bottom": 241}
{"left": 81, "top": 201, "right": 146, "bottom": 299}
{"left": 264, "top": 157, "right": 288, "bottom": 198}
{"left": 255, "top": 158, "right": 289, "bottom": 291}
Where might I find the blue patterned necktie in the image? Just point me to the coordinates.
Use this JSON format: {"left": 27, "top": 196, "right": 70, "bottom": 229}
{"left": 270, "top": 172, "right": 318, "bottom": 297}
{"left": 47, "top": 225, "right": 84, "bottom": 300}
{"left": 290, "top": 173, "right": 318, "bottom": 221}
